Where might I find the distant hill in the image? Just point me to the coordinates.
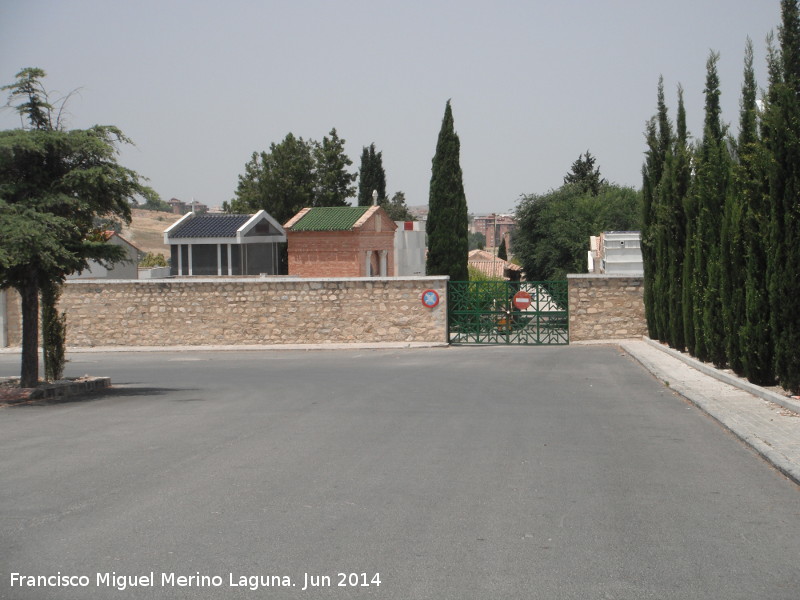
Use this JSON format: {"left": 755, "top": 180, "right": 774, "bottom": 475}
{"left": 121, "top": 209, "right": 183, "bottom": 258}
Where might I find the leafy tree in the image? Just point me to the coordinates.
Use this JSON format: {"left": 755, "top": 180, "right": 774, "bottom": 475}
{"left": 468, "top": 231, "right": 486, "bottom": 250}
{"left": 515, "top": 184, "right": 642, "bottom": 281}
{"left": 0, "top": 68, "right": 156, "bottom": 386}
{"left": 768, "top": 0, "right": 800, "bottom": 393}
{"left": 313, "top": 128, "right": 356, "bottom": 206}
{"left": 380, "top": 191, "right": 415, "bottom": 221}
{"left": 140, "top": 196, "right": 171, "bottom": 212}
{"left": 357, "top": 143, "right": 387, "bottom": 206}
{"left": 426, "top": 100, "right": 469, "bottom": 281}
{"left": 139, "top": 252, "right": 168, "bottom": 267}
{"left": 228, "top": 129, "right": 356, "bottom": 218}
{"left": 564, "top": 151, "right": 606, "bottom": 195}
{"left": 228, "top": 133, "right": 315, "bottom": 224}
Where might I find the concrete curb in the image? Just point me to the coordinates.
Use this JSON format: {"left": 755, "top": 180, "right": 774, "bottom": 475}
{"left": 0, "top": 342, "right": 450, "bottom": 355}
{"left": 1, "top": 376, "right": 111, "bottom": 405}
{"left": 640, "top": 336, "right": 800, "bottom": 415}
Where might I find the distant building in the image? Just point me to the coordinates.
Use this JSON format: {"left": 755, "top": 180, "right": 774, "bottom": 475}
{"left": 588, "top": 231, "right": 643, "bottom": 275}
{"left": 164, "top": 210, "right": 286, "bottom": 276}
{"left": 167, "top": 198, "right": 208, "bottom": 215}
{"left": 471, "top": 213, "right": 515, "bottom": 249}
{"left": 284, "top": 206, "right": 397, "bottom": 277}
{"left": 67, "top": 232, "right": 141, "bottom": 280}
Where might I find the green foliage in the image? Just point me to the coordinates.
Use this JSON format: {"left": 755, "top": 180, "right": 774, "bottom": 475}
{"left": 695, "top": 52, "right": 731, "bottom": 368}
{"left": 426, "top": 100, "right": 469, "bottom": 282}
{"left": 1, "top": 68, "right": 154, "bottom": 386}
{"left": 2, "top": 67, "right": 56, "bottom": 130}
{"left": 768, "top": 0, "right": 800, "bottom": 393}
{"left": 140, "top": 196, "right": 171, "bottom": 212}
{"left": 41, "top": 279, "right": 66, "bottom": 382}
{"left": 563, "top": 150, "right": 606, "bottom": 195}
{"left": 229, "top": 133, "right": 315, "bottom": 224}
{"left": 722, "top": 39, "right": 758, "bottom": 376}
{"left": 739, "top": 37, "right": 778, "bottom": 386}
{"left": 139, "top": 252, "right": 168, "bottom": 268}
{"left": 230, "top": 130, "right": 357, "bottom": 223}
{"left": 468, "top": 231, "right": 485, "bottom": 250}
{"left": 380, "top": 191, "right": 415, "bottom": 221}
{"left": 641, "top": 77, "right": 673, "bottom": 341}
{"left": 357, "top": 143, "right": 387, "bottom": 206}
{"left": 468, "top": 265, "right": 503, "bottom": 282}
{"left": 497, "top": 237, "right": 508, "bottom": 261}
{"left": 666, "top": 86, "right": 690, "bottom": 352}
{"left": 514, "top": 183, "right": 642, "bottom": 281}
{"left": 643, "top": 2, "right": 800, "bottom": 392}
{"left": 313, "top": 128, "right": 356, "bottom": 207}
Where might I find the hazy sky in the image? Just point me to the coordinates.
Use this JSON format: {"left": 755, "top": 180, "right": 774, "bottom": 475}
{"left": 0, "top": 1, "right": 781, "bottom": 215}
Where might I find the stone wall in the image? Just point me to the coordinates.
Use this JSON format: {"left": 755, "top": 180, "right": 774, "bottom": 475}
{"left": 2, "top": 275, "right": 646, "bottom": 348}
{"left": 2, "top": 277, "right": 448, "bottom": 347}
{"left": 567, "top": 274, "right": 646, "bottom": 341}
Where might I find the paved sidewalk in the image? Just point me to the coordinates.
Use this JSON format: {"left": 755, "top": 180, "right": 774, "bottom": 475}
{"left": 621, "top": 339, "right": 800, "bottom": 486}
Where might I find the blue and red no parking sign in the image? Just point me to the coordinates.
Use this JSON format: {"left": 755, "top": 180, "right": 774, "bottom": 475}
{"left": 421, "top": 289, "right": 440, "bottom": 308}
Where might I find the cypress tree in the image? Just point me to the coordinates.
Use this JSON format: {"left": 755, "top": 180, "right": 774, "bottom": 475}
{"left": 641, "top": 117, "right": 659, "bottom": 339}
{"left": 682, "top": 143, "right": 698, "bottom": 356}
{"left": 667, "top": 86, "right": 690, "bottom": 352}
{"left": 768, "top": 0, "right": 800, "bottom": 393}
{"left": 695, "top": 52, "right": 730, "bottom": 366}
{"left": 426, "top": 100, "right": 469, "bottom": 281}
{"left": 655, "top": 81, "right": 673, "bottom": 344}
{"left": 357, "top": 143, "right": 387, "bottom": 206}
{"left": 41, "top": 280, "right": 67, "bottom": 382}
{"left": 741, "top": 37, "right": 776, "bottom": 385}
{"left": 497, "top": 236, "right": 508, "bottom": 261}
{"left": 641, "top": 77, "right": 672, "bottom": 341}
{"left": 653, "top": 173, "right": 670, "bottom": 342}
{"left": 723, "top": 39, "right": 758, "bottom": 376}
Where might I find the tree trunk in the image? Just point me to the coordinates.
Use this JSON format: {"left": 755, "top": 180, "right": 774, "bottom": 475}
{"left": 19, "top": 279, "right": 39, "bottom": 388}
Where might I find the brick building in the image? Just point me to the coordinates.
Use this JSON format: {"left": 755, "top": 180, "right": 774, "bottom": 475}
{"left": 284, "top": 206, "right": 397, "bottom": 277}
{"left": 471, "top": 213, "right": 515, "bottom": 249}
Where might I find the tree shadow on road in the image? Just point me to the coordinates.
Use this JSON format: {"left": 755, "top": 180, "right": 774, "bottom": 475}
{"left": 5, "top": 384, "right": 199, "bottom": 408}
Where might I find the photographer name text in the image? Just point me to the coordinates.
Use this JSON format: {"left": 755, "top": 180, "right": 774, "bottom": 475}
{"left": 10, "top": 571, "right": 382, "bottom": 592}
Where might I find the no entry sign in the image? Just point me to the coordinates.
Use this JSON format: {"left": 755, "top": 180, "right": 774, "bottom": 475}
{"left": 512, "top": 291, "right": 532, "bottom": 310}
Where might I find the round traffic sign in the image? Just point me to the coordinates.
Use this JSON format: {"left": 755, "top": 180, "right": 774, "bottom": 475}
{"left": 421, "top": 289, "right": 440, "bottom": 308}
{"left": 512, "top": 291, "right": 532, "bottom": 310}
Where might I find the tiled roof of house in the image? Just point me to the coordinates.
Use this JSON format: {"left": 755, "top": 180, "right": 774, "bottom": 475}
{"left": 468, "top": 249, "right": 522, "bottom": 280}
{"left": 169, "top": 214, "right": 252, "bottom": 238}
{"left": 286, "top": 206, "right": 370, "bottom": 231}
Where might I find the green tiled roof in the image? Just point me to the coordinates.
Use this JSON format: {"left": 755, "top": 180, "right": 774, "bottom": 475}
{"left": 290, "top": 206, "right": 370, "bottom": 231}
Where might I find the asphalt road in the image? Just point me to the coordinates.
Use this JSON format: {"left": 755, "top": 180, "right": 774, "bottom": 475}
{"left": 0, "top": 346, "right": 798, "bottom": 599}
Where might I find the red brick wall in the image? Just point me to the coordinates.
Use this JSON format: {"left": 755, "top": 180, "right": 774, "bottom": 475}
{"left": 287, "top": 230, "right": 395, "bottom": 277}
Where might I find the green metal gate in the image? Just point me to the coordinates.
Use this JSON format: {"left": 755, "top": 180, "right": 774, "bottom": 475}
{"left": 447, "top": 280, "right": 569, "bottom": 345}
